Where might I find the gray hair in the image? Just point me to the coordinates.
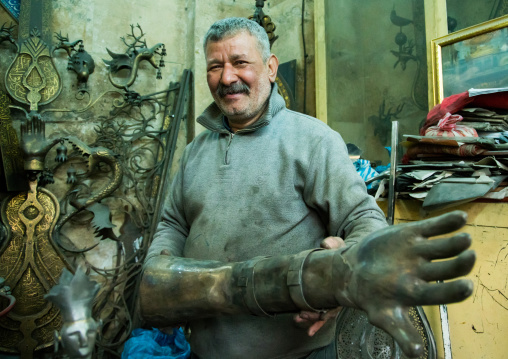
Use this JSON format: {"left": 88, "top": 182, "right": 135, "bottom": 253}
{"left": 203, "top": 17, "right": 271, "bottom": 63}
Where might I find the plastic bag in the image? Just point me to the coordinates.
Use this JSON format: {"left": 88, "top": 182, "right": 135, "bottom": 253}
{"left": 424, "top": 112, "right": 478, "bottom": 137}
{"left": 122, "top": 328, "right": 191, "bottom": 359}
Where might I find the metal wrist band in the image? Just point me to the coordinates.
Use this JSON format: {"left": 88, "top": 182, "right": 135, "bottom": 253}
{"left": 237, "top": 255, "right": 273, "bottom": 317}
{"left": 287, "top": 248, "right": 325, "bottom": 312}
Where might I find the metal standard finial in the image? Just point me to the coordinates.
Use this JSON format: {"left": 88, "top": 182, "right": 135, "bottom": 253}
{"left": 249, "top": 0, "right": 278, "bottom": 48}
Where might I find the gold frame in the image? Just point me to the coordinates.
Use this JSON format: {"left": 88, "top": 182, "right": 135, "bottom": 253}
{"left": 314, "top": 0, "right": 327, "bottom": 124}
{"left": 430, "top": 13, "right": 508, "bottom": 107}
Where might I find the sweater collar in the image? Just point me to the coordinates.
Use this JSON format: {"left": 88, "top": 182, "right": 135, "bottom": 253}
{"left": 197, "top": 82, "right": 286, "bottom": 133}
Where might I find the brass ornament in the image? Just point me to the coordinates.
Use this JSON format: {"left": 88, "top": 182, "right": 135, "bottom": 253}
{"left": 249, "top": 0, "right": 278, "bottom": 47}
{"left": 54, "top": 33, "right": 95, "bottom": 91}
{"left": 0, "top": 180, "right": 73, "bottom": 355}
{"left": 0, "top": 91, "right": 25, "bottom": 191}
{"left": 275, "top": 76, "right": 294, "bottom": 110}
{"left": 0, "top": 2, "right": 191, "bottom": 355}
{"left": 5, "top": 27, "right": 62, "bottom": 111}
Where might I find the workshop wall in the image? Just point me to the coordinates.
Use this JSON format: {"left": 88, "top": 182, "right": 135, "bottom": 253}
{"left": 324, "top": 0, "right": 427, "bottom": 165}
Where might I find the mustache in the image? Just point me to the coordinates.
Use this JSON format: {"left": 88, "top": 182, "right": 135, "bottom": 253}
{"left": 216, "top": 82, "right": 250, "bottom": 97}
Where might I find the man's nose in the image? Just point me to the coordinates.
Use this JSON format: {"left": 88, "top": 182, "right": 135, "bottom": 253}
{"left": 220, "top": 63, "right": 238, "bottom": 86}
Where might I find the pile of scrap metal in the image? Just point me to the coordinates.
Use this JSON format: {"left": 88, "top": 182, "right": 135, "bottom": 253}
{"left": 397, "top": 88, "right": 508, "bottom": 211}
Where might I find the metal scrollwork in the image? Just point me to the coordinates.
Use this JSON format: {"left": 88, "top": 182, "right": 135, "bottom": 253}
{"left": 0, "top": 3, "right": 193, "bottom": 356}
{"left": 54, "top": 137, "right": 123, "bottom": 235}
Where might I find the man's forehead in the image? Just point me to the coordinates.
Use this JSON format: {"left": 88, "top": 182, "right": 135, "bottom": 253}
{"left": 205, "top": 32, "right": 259, "bottom": 56}
{"left": 206, "top": 51, "right": 250, "bottom": 64}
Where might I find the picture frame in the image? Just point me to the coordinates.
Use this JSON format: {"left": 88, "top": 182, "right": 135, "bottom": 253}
{"left": 430, "top": 13, "right": 508, "bottom": 106}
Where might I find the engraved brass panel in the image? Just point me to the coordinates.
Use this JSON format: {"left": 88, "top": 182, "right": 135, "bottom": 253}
{"left": 5, "top": 29, "right": 62, "bottom": 111}
{"left": 0, "top": 181, "right": 73, "bottom": 354}
{"left": 0, "top": 91, "right": 25, "bottom": 192}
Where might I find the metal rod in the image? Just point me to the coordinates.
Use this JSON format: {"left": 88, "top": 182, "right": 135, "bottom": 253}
{"left": 439, "top": 281, "right": 453, "bottom": 359}
{"left": 387, "top": 121, "right": 398, "bottom": 225}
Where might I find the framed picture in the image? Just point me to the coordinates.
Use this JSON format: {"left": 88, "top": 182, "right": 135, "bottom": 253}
{"left": 430, "top": 14, "right": 508, "bottom": 106}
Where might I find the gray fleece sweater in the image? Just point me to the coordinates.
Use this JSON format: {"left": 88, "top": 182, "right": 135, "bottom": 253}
{"left": 146, "top": 84, "right": 387, "bottom": 359}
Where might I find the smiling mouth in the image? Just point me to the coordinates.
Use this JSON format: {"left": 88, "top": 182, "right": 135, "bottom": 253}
{"left": 223, "top": 93, "right": 246, "bottom": 99}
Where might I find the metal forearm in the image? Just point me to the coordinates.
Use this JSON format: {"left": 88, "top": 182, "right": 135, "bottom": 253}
{"left": 139, "top": 247, "right": 356, "bottom": 327}
{"left": 140, "top": 255, "right": 241, "bottom": 327}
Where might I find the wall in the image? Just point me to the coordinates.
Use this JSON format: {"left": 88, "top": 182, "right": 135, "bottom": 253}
{"left": 446, "top": 0, "right": 499, "bottom": 32}
{"left": 324, "top": 0, "right": 427, "bottom": 164}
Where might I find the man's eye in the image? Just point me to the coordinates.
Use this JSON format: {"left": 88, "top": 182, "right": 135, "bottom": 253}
{"left": 208, "top": 65, "right": 220, "bottom": 71}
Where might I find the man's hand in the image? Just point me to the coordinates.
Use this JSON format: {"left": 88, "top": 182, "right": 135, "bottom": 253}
{"left": 343, "top": 210, "right": 475, "bottom": 358}
{"left": 294, "top": 236, "right": 345, "bottom": 336}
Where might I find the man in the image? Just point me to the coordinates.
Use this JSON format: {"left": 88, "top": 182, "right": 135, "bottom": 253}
{"left": 140, "top": 17, "right": 475, "bottom": 359}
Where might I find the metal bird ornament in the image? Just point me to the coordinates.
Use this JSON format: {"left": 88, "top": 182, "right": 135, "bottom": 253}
{"left": 390, "top": 8, "right": 413, "bottom": 28}
{"left": 389, "top": 7, "right": 416, "bottom": 70}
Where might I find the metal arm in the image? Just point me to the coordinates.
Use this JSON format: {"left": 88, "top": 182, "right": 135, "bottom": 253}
{"left": 140, "top": 211, "right": 475, "bottom": 358}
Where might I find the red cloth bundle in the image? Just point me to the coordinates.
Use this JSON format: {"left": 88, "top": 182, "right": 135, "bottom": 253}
{"left": 424, "top": 112, "right": 478, "bottom": 137}
{"left": 420, "top": 90, "right": 508, "bottom": 135}
{"left": 420, "top": 92, "right": 473, "bottom": 135}
{"left": 402, "top": 144, "right": 486, "bottom": 163}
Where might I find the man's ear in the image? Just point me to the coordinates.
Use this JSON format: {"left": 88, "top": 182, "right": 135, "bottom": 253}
{"left": 267, "top": 54, "right": 279, "bottom": 83}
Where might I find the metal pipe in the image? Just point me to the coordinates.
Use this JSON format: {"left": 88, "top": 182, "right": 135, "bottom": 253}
{"left": 387, "top": 121, "right": 398, "bottom": 225}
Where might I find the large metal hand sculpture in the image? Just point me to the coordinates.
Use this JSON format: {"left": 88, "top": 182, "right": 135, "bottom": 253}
{"left": 141, "top": 211, "right": 475, "bottom": 358}
{"left": 323, "top": 211, "right": 474, "bottom": 356}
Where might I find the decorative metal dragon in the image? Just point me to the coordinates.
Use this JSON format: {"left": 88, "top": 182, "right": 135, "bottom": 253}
{"left": 103, "top": 23, "right": 166, "bottom": 89}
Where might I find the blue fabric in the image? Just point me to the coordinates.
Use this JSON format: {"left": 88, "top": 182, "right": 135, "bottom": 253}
{"left": 373, "top": 147, "right": 392, "bottom": 177}
{"left": 0, "top": 0, "right": 20, "bottom": 19}
{"left": 122, "top": 328, "right": 190, "bottom": 359}
{"left": 353, "top": 159, "right": 379, "bottom": 189}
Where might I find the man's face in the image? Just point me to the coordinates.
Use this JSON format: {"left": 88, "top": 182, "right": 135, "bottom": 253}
{"left": 206, "top": 31, "right": 278, "bottom": 128}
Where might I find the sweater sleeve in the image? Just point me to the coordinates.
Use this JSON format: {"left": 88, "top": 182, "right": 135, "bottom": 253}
{"left": 145, "top": 147, "right": 191, "bottom": 261}
{"left": 303, "top": 130, "right": 387, "bottom": 243}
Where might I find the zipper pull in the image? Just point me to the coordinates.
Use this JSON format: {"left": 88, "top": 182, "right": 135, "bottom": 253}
{"left": 225, "top": 132, "right": 234, "bottom": 165}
